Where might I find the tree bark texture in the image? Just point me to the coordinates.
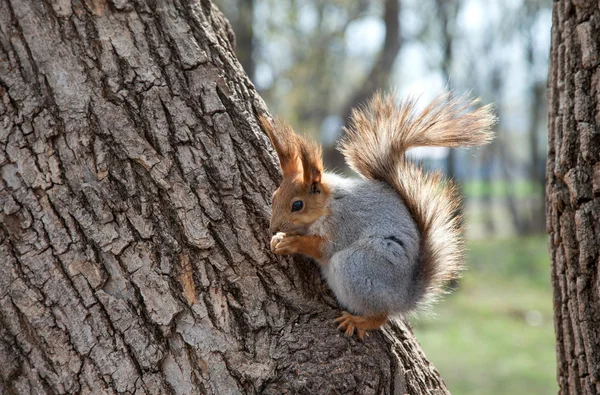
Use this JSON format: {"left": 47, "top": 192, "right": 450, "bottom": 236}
{"left": 547, "top": 1, "right": 600, "bottom": 394}
{"left": 0, "top": 0, "right": 449, "bottom": 394}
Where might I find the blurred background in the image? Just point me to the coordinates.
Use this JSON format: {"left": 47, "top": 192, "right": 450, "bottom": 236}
{"left": 215, "top": 0, "right": 555, "bottom": 393}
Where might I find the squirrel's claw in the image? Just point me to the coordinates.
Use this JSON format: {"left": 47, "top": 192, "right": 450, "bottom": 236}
{"left": 335, "top": 311, "right": 386, "bottom": 341}
{"left": 335, "top": 312, "right": 366, "bottom": 341}
{"left": 336, "top": 316, "right": 354, "bottom": 335}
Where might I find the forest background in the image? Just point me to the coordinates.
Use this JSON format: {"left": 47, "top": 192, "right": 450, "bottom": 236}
{"left": 215, "top": 0, "right": 556, "bottom": 393}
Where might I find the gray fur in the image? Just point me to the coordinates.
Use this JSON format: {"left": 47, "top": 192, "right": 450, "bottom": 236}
{"left": 309, "top": 173, "right": 421, "bottom": 316}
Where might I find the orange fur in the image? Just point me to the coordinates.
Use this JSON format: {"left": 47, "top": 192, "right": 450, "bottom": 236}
{"left": 272, "top": 234, "right": 327, "bottom": 261}
{"left": 298, "top": 137, "right": 323, "bottom": 185}
{"left": 261, "top": 115, "right": 330, "bottom": 237}
{"left": 259, "top": 115, "right": 302, "bottom": 177}
{"left": 339, "top": 91, "right": 495, "bottom": 306}
{"left": 335, "top": 312, "right": 389, "bottom": 341}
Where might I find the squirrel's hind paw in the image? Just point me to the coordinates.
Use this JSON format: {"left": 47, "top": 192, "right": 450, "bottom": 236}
{"left": 335, "top": 311, "right": 388, "bottom": 341}
{"left": 335, "top": 312, "right": 365, "bottom": 340}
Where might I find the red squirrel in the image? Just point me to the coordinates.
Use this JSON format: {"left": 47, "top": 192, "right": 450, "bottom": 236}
{"left": 261, "top": 92, "right": 495, "bottom": 340}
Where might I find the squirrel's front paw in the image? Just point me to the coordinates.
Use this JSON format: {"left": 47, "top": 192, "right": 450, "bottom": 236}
{"left": 270, "top": 232, "right": 286, "bottom": 253}
{"left": 271, "top": 233, "right": 298, "bottom": 255}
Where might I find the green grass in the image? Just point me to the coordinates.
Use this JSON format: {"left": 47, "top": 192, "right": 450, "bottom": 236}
{"left": 412, "top": 236, "right": 557, "bottom": 395}
{"left": 463, "top": 180, "right": 544, "bottom": 198}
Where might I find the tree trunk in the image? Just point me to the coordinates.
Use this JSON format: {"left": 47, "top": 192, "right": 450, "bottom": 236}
{"left": 0, "top": 0, "right": 448, "bottom": 394}
{"left": 325, "top": 0, "right": 402, "bottom": 171}
{"left": 527, "top": 81, "right": 546, "bottom": 234}
{"left": 233, "top": 0, "right": 254, "bottom": 80}
{"left": 547, "top": 1, "right": 600, "bottom": 394}
{"left": 526, "top": 18, "right": 547, "bottom": 234}
{"left": 434, "top": 0, "right": 458, "bottom": 182}
{"left": 340, "top": 0, "right": 401, "bottom": 124}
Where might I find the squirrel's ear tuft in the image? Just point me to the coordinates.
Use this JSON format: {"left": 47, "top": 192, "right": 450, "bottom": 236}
{"left": 298, "top": 136, "right": 323, "bottom": 189}
{"left": 259, "top": 115, "right": 301, "bottom": 177}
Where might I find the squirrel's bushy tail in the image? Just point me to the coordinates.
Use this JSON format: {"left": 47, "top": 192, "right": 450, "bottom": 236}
{"left": 338, "top": 92, "right": 495, "bottom": 307}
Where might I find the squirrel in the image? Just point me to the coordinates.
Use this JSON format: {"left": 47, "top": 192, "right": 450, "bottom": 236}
{"left": 260, "top": 92, "right": 495, "bottom": 340}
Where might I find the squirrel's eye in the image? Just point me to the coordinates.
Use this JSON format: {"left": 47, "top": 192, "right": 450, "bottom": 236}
{"left": 291, "top": 200, "right": 303, "bottom": 212}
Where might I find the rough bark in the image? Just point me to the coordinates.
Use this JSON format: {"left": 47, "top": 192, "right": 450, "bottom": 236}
{"left": 0, "top": 0, "right": 448, "bottom": 394}
{"left": 547, "top": 1, "right": 600, "bottom": 394}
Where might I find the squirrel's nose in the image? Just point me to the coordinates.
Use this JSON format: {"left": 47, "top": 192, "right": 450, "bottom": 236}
{"left": 269, "top": 223, "right": 279, "bottom": 235}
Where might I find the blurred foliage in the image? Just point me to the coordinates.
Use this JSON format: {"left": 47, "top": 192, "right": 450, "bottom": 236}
{"left": 413, "top": 236, "right": 557, "bottom": 394}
